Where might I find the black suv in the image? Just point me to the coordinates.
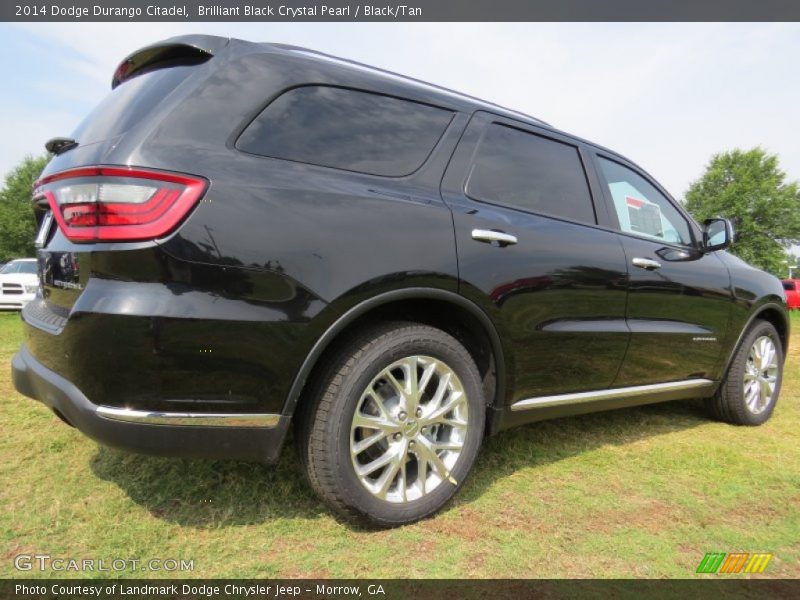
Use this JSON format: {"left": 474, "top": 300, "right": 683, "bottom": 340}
{"left": 13, "top": 35, "right": 788, "bottom": 526}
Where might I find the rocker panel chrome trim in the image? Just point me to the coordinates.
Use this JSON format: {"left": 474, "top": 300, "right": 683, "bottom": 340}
{"left": 510, "top": 379, "right": 715, "bottom": 411}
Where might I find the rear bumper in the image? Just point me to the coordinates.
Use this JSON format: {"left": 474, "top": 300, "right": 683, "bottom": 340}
{"left": 12, "top": 344, "right": 290, "bottom": 462}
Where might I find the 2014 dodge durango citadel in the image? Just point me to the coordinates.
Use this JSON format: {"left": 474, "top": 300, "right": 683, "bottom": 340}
{"left": 12, "top": 35, "right": 789, "bottom": 526}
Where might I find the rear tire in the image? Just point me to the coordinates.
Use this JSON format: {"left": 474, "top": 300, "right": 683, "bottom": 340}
{"left": 706, "top": 319, "right": 783, "bottom": 426}
{"left": 296, "top": 321, "right": 485, "bottom": 527}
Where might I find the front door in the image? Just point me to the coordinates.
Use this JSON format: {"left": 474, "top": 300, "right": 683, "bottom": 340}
{"left": 591, "top": 154, "right": 732, "bottom": 386}
{"left": 441, "top": 113, "right": 631, "bottom": 404}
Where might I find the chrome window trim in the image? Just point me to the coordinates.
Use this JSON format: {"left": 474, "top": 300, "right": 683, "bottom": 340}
{"left": 96, "top": 406, "right": 281, "bottom": 428}
{"left": 510, "top": 379, "right": 715, "bottom": 411}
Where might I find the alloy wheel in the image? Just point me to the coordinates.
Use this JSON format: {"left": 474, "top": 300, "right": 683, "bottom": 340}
{"left": 743, "top": 335, "right": 779, "bottom": 415}
{"left": 349, "top": 355, "right": 469, "bottom": 503}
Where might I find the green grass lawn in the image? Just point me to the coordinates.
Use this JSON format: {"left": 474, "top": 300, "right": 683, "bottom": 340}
{"left": 1, "top": 311, "right": 798, "bottom": 579}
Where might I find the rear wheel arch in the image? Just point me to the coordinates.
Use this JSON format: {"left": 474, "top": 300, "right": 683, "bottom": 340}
{"left": 296, "top": 321, "right": 487, "bottom": 526}
{"left": 283, "top": 288, "right": 509, "bottom": 422}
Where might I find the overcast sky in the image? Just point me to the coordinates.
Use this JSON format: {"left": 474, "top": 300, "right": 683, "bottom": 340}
{"left": 1, "top": 22, "right": 799, "bottom": 202}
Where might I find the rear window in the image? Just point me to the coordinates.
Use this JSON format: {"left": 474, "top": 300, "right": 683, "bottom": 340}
{"left": 782, "top": 281, "right": 796, "bottom": 291}
{"left": 71, "top": 66, "right": 197, "bottom": 145}
{"left": 236, "top": 86, "right": 454, "bottom": 177}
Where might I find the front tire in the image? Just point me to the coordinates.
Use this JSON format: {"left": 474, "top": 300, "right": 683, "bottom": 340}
{"left": 297, "top": 322, "right": 485, "bottom": 527}
{"left": 707, "top": 319, "right": 783, "bottom": 426}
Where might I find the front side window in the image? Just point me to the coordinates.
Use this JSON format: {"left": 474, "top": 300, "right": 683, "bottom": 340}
{"left": 236, "top": 86, "right": 454, "bottom": 177}
{"left": 597, "top": 157, "right": 692, "bottom": 246}
{"left": 465, "top": 124, "right": 596, "bottom": 224}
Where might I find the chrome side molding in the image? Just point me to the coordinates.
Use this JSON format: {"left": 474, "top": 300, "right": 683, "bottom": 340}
{"left": 96, "top": 406, "right": 281, "bottom": 428}
{"left": 510, "top": 379, "right": 715, "bottom": 411}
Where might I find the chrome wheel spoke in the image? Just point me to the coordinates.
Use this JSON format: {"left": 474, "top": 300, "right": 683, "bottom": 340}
{"left": 350, "top": 354, "right": 469, "bottom": 504}
{"left": 745, "top": 380, "right": 759, "bottom": 401}
{"left": 357, "top": 449, "right": 397, "bottom": 477}
{"left": 414, "top": 438, "right": 451, "bottom": 481}
{"left": 380, "top": 368, "right": 407, "bottom": 402}
{"left": 424, "top": 390, "right": 466, "bottom": 423}
{"left": 433, "top": 439, "right": 464, "bottom": 452}
{"left": 418, "top": 361, "right": 437, "bottom": 399}
{"left": 352, "top": 412, "right": 395, "bottom": 432}
{"left": 373, "top": 453, "right": 403, "bottom": 499}
{"left": 753, "top": 343, "right": 762, "bottom": 368}
{"left": 758, "top": 338, "right": 770, "bottom": 370}
{"left": 365, "top": 390, "right": 391, "bottom": 420}
{"left": 398, "top": 458, "right": 408, "bottom": 502}
{"left": 351, "top": 430, "right": 388, "bottom": 455}
{"left": 746, "top": 387, "right": 760, "bottom": 411}
{"left": 428, "top": 372, "right": 452, "bottom": 411}
{"left": 759, "top": 378, "right": 774, "bottom": 401}
{"left": 403, "top": 357, "right": 421, "bottom": 416}
{"left": 417, "top": 455, "right": 428, "bottom": 495}
{"left": 764, "top": 345, "right": 775, "bottom": 371}
{"left": 439, "top": 416, "right": 468, "bottom": 429}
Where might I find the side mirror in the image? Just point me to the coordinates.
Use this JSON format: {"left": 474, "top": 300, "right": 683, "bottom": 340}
{"left": 703, "top": 218, "right": 734, "bottom": 252}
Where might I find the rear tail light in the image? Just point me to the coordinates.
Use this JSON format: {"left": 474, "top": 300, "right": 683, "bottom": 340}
{"left": 33, "top": 167, "right": 207, "bottom": 242}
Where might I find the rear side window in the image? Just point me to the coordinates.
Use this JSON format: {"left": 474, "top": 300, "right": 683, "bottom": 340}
{"left": 465, "top": 124, "right": 596, "bottom": 224}
{"left": 71, "top": 66, "right": 197, "bottom": 145}
{"left": 236, "top": 86, "right": 453, "bottom": 177}
{"left": 783, "top": 281, "right": 796, "bottom": 291}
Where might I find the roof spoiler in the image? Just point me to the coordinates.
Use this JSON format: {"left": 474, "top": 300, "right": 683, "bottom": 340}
{"left": 111, "top": 35, "right": 230, "bottom": 89}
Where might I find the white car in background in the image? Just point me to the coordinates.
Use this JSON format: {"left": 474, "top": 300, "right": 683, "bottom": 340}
{"left": 0, "top": 259, "right": 38, "bottom": 309}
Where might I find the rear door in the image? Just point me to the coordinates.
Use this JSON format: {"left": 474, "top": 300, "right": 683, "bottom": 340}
{"left": 442, "top": 112, "right": 630, "bottom": 404}
{"left": 590, "top": 152, "right": 732, "bottom": 385}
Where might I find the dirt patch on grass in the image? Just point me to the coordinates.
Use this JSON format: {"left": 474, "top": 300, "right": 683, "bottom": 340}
{"left": 704, "top": 499, "right": 795, "bottom": 531}
{"left": 418, "top": 505, "right": 488, "bottom": 541}
{"left": 255, "top": 536, "right": 333, "bottom": 578}
{"left": 585, "top": 498, "right": 686, "bottom": 535}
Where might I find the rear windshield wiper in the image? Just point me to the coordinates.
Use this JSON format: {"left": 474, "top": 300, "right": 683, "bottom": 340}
{"left": 45, "top": 137, "right": 78, "bottom": 155}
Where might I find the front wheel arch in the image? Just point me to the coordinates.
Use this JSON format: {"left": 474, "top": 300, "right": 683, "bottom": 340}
{"left": 708, "top": 318, "right": 784, "bottom": 425}
{"left": 720, "top": 301, "right": 789, "bottom": 382}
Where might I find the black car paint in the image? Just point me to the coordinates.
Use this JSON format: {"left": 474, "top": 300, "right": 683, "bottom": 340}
{"left": 14, "top": 35, "right": 789, "bottom": 461}
{"left": 442, "top": 113, "right": 632, "bottom": 401}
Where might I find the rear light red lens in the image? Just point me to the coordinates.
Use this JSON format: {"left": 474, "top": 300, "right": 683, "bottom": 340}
{"left": 33, "top": 166, "right": 207, "bottom": 242}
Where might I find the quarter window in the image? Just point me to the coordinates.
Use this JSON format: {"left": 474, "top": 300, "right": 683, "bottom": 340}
{"left": 236, "top": 86, "right": 453, "bottom": 177}
{"left": 465, "top": 124, "right": 596, "bottom": 224}
{"left": 597, "top": 157, "right": 692, "bottom": 246}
